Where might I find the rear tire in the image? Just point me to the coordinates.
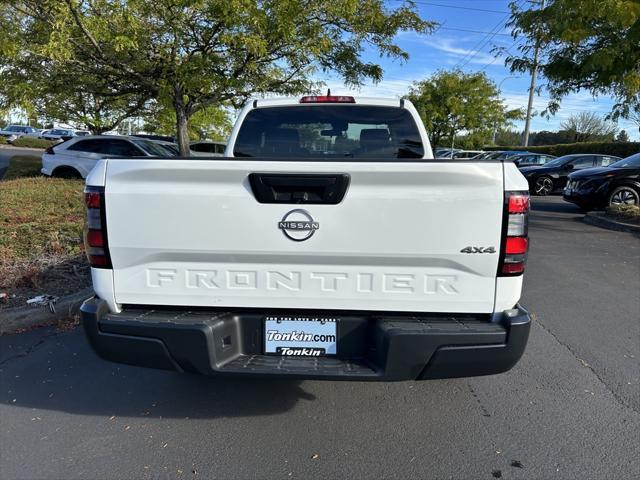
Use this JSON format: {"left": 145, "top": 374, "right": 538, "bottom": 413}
{"left": 52, "top": 167, "right": 82, "bottom": 179}
{"left": 608, "top": 186, "right": 640, "bottom": 207}
{"left": 533, "top": 176, "right": 554, "bottom": 196}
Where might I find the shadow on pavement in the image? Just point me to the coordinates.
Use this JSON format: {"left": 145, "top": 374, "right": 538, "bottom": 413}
{"left": 0, "top": 327, "right": 316, "bottom": 419}
{"left": 530, "top": 196, "right": 585, "bottom": 214}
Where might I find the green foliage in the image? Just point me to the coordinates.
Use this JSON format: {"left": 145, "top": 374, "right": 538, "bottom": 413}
{"left": 494, "top": 129, "right": 523, "bottom": 146}
{"left": 485, "top": 142, "right": 640, "bottom": 158}
{"left": 10, "top": 137, "right": 57, "bottom": 149}
{"left": 0, "top": 137, "right": 7, "bottom": 145}
{"left": 606, "top": 204, "right": 640, "bottom": 223}
{"left": 2, "top": 1, "right": 434, "bottom": 154}
{"left": 529, "top": 130, "right": 573, "bottom": 146}
{"left": 33, "top": 86, "right": 151, "bottom": 135}
{"left": 143, "top": 101, "right": 232, "bottom": 141}
{"left": 507, "top": 0, "right": 640, "bottom": 118}
{"left": 616, "top": 130, "right": 631, "bottom": 143}
{"left": 406, "top": 69, "right": 523, "bottom": 148}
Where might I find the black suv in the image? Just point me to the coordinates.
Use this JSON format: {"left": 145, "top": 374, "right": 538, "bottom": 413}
{"left": 563, "top": 153, "right": 640, "bottom": 210}
{"left": 520, "top": 154, "right": 620, "bottom": 195}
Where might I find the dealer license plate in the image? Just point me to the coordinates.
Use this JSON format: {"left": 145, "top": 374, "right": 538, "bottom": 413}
{"left": 264, "top": 316, "right": 337, "bottom": 356}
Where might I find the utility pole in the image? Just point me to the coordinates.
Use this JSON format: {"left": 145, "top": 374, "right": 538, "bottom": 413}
{"left": 523, "top": 0, "right": 544, "bottom": 147}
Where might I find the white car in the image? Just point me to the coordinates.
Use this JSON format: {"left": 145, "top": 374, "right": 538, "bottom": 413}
{"left": 41, "top": 128, "right": 76, "bottom": 141}
{"left": 0, "top": 125, "right": 40, "bottom": 142}
{"left": 41, "top": 135, "right": 177, "bottom": 178}
{"left": 80, "top": 95, "right": 532, "bottom": 381}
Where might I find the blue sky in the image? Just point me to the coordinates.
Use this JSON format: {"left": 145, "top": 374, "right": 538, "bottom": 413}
{"left": 322, "top": 0, "right": 639, "bottom": 140}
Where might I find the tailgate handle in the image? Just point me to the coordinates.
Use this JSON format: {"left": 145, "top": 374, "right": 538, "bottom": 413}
{"left": 249, "top": 173, "right": 350, "bottom": 204}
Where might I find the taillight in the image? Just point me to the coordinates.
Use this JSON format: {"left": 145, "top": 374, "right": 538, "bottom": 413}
{"left": 299, "top": 95, "right": 355, "bottom": 103}
{"left": 84, "top": 186, "right": 111, "bottom": 268}
{"left": 499, "top": 191, "right": 529, "bottom": 276}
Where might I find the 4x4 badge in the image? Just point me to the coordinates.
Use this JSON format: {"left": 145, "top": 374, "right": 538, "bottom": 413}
{"left": 460, "top": 246, "right": 496, "bottom": 254}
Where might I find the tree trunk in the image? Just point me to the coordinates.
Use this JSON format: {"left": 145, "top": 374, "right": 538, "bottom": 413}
{"left": 175, "top": 106, "right": 190, "bottom": 156}
{"left": 173, "top": 89, "right": 190, "bottom": 156}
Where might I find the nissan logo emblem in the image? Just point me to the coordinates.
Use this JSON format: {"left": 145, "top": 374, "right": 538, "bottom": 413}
{"left": 278, "top": 209, "right": 319, "bottom": 242}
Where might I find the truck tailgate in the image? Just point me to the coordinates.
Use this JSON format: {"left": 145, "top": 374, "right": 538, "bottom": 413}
{"left": 104, "top": 159, "right": 504, "bottom": 313}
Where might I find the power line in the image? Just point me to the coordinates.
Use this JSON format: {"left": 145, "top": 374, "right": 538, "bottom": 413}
{"left": 406, "top": 1, "right": 510, "bottom": 14}
{"left": 438, "top": 27, "right": 512, "bottom": 37}
{"left": 454, "top": 0, "right": 525, "bottom": 70}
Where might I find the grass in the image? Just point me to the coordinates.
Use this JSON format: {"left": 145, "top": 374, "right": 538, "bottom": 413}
{"left": 0, "top": 177, "right": 85, "bottom": 262}
{"left": 0, "top": 137, "right": 7, "bottom": 144}
{"left": 3, "top": 155, "right": 43, "bottom": 180}
{"left": 605, "top": 204, "right": 640, "bottom": 225}
{"left": 10, "top": 137, "right": 57, "bottom": 149}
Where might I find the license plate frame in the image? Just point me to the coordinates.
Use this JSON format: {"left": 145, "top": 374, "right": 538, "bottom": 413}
{"left": 264, "top": 316, "right": 338, "bottom": 357}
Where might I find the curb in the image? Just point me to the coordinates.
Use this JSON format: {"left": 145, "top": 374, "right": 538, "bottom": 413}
{"left": 0, "top": 288, "right": 94, "bottom": 334}
{"left": 0, "top": 144, "right": 45, "bottom": 152}
{"left": 584, "top": 212, "right": 640, "bottom": 234}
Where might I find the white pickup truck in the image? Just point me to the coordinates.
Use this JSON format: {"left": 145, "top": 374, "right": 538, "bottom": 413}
{"left": 81, "top": 95, "right": 531, "bottom": 380}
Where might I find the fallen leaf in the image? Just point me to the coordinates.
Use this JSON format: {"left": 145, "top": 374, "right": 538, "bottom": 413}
{"left": 311, "top": 454, "right": 319, "bottom": 460}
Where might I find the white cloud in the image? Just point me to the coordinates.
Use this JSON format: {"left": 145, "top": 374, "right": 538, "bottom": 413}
{"left": 416, "top": 37, "right": 504, "bottom": 66}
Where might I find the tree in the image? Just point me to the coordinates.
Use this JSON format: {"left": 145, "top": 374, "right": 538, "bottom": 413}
{"left": 0, "top": 14, "right": 152, "bottom": 134}
{"left": 630, "top": 109, "right": 640, "bottom": 134}
{"left": 529, "top": 130, "right": 574, "bottom": 146}
{"left": 143, "top": 101, "right": 232, "bottom": 141}
{"left": 615, "top": 130, "right": 631, "bottom": 143}
{"left": 406, "top": 70, "right": 523, "bottom": 148}
{"left": 560, "top": 112, "right": 618, "bottom": 142}
{"left": 32, "top": 86, "right": 151, "bottom": 135}
{"left": 495, "top": 129, "right": 523, "bottom": 146}
{"left": 507, "top": 0, "right": 640, "bottom": 118}
{"left": 2, "top": 1, "right": 433, "bottom": 154}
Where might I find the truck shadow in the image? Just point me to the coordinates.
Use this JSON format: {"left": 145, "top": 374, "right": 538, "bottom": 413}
{"left": 0, "top": 327, "right": 316, "bottom": 419}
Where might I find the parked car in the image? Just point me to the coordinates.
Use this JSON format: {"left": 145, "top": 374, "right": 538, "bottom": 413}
{"left": 471, "top": 151, "right": 495, "bottom": 159}
{"left": 476, "top": 150, "right": 530, "bottom": 161}
{"left": 520, "top": 154, "right": 621, "bottom": 196}
{"left": 190, "top": 140, "right": 227, "bottom": 156}
{"left": 41, "top": 128, "right": 76, "bottom": 141}
{"left": 74, "top": 130, "right": 92, "bottom": 137}
{"left": 80, "top": 95, "right": 531, "bottom": 381}
{"left": 41, "top": 135, "right": 178, "bottom": 178}
{"left": 153, "top": 140, "right": 181, "bottom": 156}
{"left": 133, "top": 134, "right": 175, "bottom": 142}
{"left": 434, "top": 147, "right": 462, "bottom": 158}
{"left": 510, "top": 153, "right": 557, "bottom": 168}
{"left": 453, "top": 150, "right": 484, "bottom": 159}
{"left": 38, "top": 129, "right": 52, "bottom": 138}
{"left": 0, "top": 125, "right": 40, "bottom": 142}
{"left": 563, "top": 153, "right": 640, "bottom": 209}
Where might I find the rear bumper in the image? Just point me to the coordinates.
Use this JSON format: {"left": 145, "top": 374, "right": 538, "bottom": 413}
{"left": 563, "top": 191, "right": 597, "bottom": 209}
{"left": 81, "top": 298, "right": 531, "bottom": 381}
{"left": 562, "top": 190, "right": 607, "bottom": 210}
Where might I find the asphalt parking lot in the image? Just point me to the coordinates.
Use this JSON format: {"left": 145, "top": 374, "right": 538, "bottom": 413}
{"left": 1, "top": 195, "right": 638, "bottom": 480}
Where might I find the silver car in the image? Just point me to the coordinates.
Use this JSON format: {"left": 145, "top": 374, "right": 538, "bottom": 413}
{"left": 0, "top": 125, "right": 40, "bottom": 142}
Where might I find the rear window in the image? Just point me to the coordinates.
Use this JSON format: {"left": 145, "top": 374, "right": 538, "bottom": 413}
{"left": 132, "top": 139, "right": 173, "bottom": 156}
{"left": 233, "top": 105, "right": 424, "bottom": 159}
